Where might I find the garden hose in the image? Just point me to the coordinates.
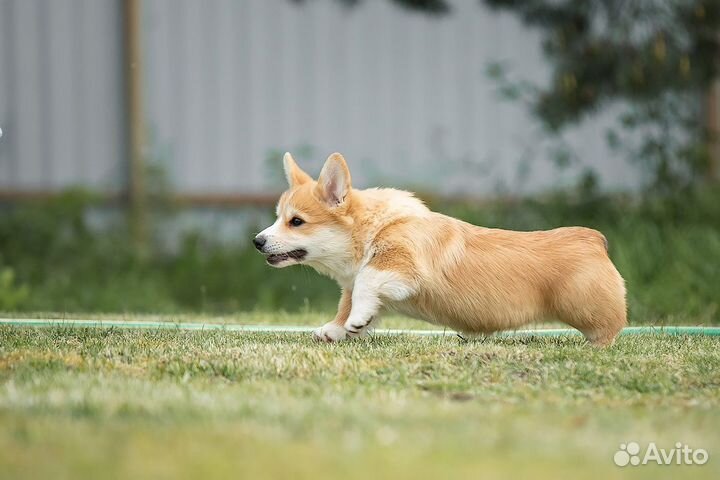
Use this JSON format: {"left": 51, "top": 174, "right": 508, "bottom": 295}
{"left": 1, "top": 318, "right": 719, "bottom": 337}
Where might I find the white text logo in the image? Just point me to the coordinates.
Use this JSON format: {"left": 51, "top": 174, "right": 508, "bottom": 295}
{"left": 614, "top": 442, "right": 709, "bottom": 467}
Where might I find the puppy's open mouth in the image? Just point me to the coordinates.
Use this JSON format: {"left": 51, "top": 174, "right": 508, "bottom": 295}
{"left": 266, "top": 249, "right": 307, "bottom": 265}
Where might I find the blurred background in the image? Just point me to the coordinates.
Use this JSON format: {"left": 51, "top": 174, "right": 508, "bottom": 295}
{"left": 0, "top": 0, "right": 718, "bottom": 322}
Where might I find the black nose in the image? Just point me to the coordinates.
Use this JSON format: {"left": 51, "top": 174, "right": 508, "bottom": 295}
{"left": 253, "top": 235, "right": 267, "bottom": 250}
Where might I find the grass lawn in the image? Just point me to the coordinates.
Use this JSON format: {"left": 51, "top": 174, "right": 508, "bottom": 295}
{"left": 1, "top": 314, "right": 719, "bottom": 479}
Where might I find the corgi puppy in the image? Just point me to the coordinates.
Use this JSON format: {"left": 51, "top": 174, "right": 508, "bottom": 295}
{"left": 254, "top": 152, "right": 627, "bottom": 346}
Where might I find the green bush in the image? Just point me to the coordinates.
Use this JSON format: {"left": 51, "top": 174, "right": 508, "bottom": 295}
{"left": 0, "top": 187, "right": 717, "bottom": 323}
{"left": 0, "top": 191, "right": 338, "bottom": 314}
{"left": 0, "top": 266, "right": 29, "bottom": 310}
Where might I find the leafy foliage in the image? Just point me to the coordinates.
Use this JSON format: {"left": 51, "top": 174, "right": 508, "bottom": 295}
{"left": 314, "top": 0, "right": 720, "bottom": 189}
{"left": 484, "top": 0, "right": 720, "bottom": 190}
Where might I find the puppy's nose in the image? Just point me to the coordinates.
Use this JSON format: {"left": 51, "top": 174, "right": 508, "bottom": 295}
{"left": 253, "top": 235, "right": 267, "bottom": 250}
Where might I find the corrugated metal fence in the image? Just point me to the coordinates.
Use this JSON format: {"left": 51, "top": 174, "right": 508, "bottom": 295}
{"left": 0, "top": 0, "right": 126, "bottom": 191}
{"left": 0, "top": 0, "right": 640, "bottom": 200}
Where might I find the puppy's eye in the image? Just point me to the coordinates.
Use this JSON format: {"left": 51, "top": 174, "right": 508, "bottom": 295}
{"left": 289, "top": 217, "right": 304, "bottom": 227}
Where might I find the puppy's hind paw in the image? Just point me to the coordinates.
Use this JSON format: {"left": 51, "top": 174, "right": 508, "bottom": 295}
{"left": 312, "top": 322, "right": 347, "bottom": 343}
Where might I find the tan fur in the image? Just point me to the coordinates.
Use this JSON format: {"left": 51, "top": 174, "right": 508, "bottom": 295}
{"left": 266, "top": 153, "right": 627, "bottom": 346}
{"left": 332, "top": 290, "right": 352, "bottom": 326}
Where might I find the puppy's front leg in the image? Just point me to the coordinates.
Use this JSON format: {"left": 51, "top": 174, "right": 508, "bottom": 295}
{"left": 343, "top": 284, "right": 381, "bottom": 337}
{"left": 313, "top": 288, "right": 352, "bottom": 342}
{"left": 343, "top": 267, "right": 414, "bottom": 337}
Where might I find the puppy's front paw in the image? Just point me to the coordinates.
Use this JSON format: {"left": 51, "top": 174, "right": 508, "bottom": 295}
{"left": 343, "top": 316, "right": 375, "bottom": 338}
{"left": 312, "top": 322, "right": 347, "bottom": 343}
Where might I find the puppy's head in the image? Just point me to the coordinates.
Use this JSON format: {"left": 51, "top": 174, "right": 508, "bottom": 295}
{"left": 254, "top": 152, "right": 354, "bottom": 268}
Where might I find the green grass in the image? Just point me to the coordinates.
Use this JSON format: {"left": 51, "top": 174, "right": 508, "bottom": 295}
{"left": 1, "top": 314, "right": 719, "bottom": 479}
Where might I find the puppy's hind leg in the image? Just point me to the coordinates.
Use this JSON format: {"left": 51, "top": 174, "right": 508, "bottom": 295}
{"left": 564, "top": 304, "right": 626, "bottom": 347}
{"left": 556, "top": 271, "right": 627, "bottom": 348}
{"left": 583, "top": 329, "right": 621, "bottom": 347}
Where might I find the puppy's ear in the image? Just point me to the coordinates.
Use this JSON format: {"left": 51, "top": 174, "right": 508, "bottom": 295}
{"left": 283, "top": 152, "right": 312, "bottom": 188}
{"left": 315, "top": 153, "right": 352, "bottom": 207}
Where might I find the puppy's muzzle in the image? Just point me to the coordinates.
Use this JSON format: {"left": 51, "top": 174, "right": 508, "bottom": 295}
{"left": 253, "top": 235, "right": 267, "bottom": 251}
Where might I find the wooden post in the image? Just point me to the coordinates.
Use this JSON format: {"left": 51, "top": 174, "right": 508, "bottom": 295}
{"left": 709, "top": 79, "right": 720, "bottom": 182}
{"left": 124, "top": 0, "right": 147, "bottom": 248}
{"left": 708, "top": 29, "right": 720, "bottom": 183}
